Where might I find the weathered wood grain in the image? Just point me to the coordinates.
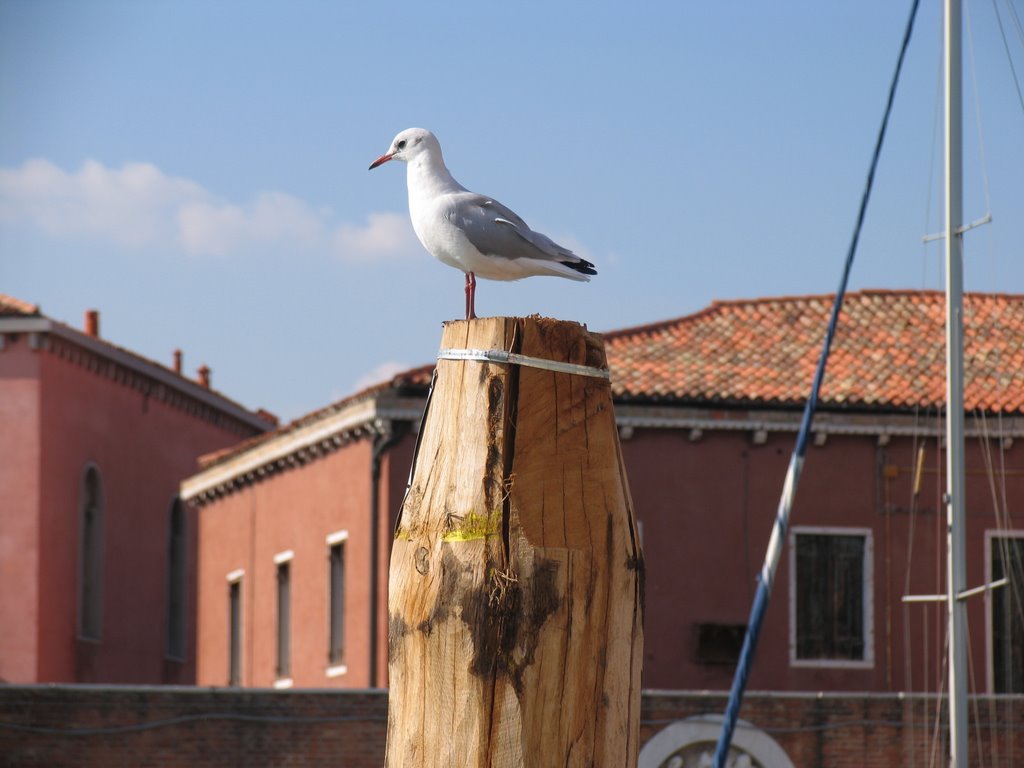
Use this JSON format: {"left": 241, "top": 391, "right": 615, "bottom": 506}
{"left": 386, "top": 317, "right": 643, "bottom": 767}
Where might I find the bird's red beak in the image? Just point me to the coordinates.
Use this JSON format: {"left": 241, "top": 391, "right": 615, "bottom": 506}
{"left": 368, "top": 153, "right": 393, "bottom": 170}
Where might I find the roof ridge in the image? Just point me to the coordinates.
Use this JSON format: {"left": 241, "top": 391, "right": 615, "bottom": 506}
{"left": 604, "top": 290, "right": 853, "bottom": 340}
{"left": 0, "top": 293, "right": 41, "bottom": 316}
{"left": 0, "top": 300, "right": 274, "bottom": 431}
{"left": 602, "top": 288, "right": 1023, "bottom": 341}
{"left": 198, "top": 361, "right": 439, "bottom": 468}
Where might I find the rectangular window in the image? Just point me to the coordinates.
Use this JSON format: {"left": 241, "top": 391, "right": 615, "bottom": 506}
{"left": 275, "top": 553, "right": 292, "bottom": 682}
{"left": 327, "top": 531, "right": 348, "bottom": 671}
{"left": 227, "top": 571, "right": 243, "bottom": 686}
{"left": 78, "top": 466, "right": 105, "bottom": 641}
{"left": 166, "top": 500, "right": 186, "bottom": 660}
{"left": 790, "top": 527, "right": 873, "bottom": 667}
{"left": 991, "top": 535, "right": 1024, "bottom": 693}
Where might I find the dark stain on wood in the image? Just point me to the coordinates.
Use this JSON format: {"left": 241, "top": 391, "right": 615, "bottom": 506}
{"left": 455, "top": 555, "right": 564, "bottom": 698}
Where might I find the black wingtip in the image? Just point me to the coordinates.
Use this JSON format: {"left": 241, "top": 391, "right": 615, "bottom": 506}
{"left": 567, "top": 258, "right": 597, "bottom": 277}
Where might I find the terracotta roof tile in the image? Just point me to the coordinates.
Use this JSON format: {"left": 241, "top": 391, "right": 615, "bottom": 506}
{"left": 604, "top": 289, "right": 1024, "bottom": 414}
{"left": 188, "top": 289, "right": 1023, "bottom": 476}
{"left": 0, "top": 294, "right": 40, "bottom": 316}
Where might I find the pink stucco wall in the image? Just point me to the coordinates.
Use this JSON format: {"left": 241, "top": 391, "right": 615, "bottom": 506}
{"left": 197, "top": 438, "right": 377, "bottom": 688}
{"left": 0, "top": 329, "right": 265, "bottom": 684}
{"left": 194, "top": 429, "right": 416, "bottom": 689}
{"left": 621, "top": 423, "right": 1023, "bottom": 693}
{"left": 0, "top": 339, "right": 41, "bottom": 683}
{"left": 190, "top": 398, "right": 1023, "bottom": 695}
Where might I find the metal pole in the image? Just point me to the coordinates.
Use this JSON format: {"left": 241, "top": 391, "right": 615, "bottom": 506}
{"left": 944, "top": 0, "right": 968, "bottom": 764}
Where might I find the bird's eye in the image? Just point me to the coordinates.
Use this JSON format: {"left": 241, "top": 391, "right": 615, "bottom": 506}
{"left": 396, "top": 139, "right": 407, "bottom": 150}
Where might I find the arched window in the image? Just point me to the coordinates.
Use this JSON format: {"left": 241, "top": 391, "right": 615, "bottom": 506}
{"left": 166, "top": 498, "right": 186, "bottom": 660}
{"left": 638, "top": 715, "right": 794, "bottom": 768}
{"left": 78, "top": 465, "right": 104, "bottom": 641}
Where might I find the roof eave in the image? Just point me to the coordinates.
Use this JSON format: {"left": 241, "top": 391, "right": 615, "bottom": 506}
{"left": 180, "top": 391, "right": 423, "bottom": 503}
{"left": 0, "top": 316, "right": 272, "bottom": 432}
{"left": 612, "top": 401, "right": 1024, "bottom": 438}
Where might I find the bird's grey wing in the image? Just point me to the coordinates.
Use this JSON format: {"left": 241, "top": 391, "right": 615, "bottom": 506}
{"left": 447, "top": 193, "right": 575, "bottom": 263}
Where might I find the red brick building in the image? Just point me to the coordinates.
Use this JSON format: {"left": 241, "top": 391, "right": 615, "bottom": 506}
{"left": 0, "top": 295, "right": 274, "bottom": 684}
{"left": 182, "top": 290, "right": 1024, "bottom": 696}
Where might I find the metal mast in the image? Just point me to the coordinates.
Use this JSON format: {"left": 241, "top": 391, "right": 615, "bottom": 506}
{"left": 943, "top": 0, "right": 968, "bottom": 764}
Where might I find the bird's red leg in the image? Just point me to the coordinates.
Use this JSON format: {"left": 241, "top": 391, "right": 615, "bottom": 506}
{"left": 465, "top": 271, "right": 478, "bottom": 320}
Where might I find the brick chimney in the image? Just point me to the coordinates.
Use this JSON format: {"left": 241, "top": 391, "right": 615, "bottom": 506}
{"left": 84, "top": 310, "right": 100, "bottom": 338}
{"left": 256, "top": 408, "right": 279, "bottom": 427}
{"left": 173, "top": 349, "right": 183, "bottom": 374}
{"left": 197, "top": 365, "right": 211, "bottom": 389}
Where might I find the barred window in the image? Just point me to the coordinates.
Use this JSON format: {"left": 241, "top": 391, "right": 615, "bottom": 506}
{"left": 791, "top": 529, "right": 872, "bottom": 665}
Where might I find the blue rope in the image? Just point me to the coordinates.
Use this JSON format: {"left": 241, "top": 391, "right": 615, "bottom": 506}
{"left": 712, "top": 1, "right": 921, "bottom": 764}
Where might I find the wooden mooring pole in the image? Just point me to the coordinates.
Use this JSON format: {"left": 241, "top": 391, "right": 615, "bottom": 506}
{"left": 386, "top": 316, "right": 644, "bottom": 767}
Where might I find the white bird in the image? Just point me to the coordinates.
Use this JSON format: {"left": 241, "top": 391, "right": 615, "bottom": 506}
{"left": 369, "top": 128, "right": 596, "bottom": 319}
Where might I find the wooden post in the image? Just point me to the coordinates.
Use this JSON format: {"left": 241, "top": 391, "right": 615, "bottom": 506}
{"left": 386, "top": 316, "right": 644, "bottom": 767}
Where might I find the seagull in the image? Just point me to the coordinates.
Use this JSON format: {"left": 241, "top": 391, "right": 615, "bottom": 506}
{"left": 369, "top": 128, "right": 596, "bottom": 320}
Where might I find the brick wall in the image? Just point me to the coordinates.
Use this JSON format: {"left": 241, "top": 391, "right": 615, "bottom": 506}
{"left": 0, "top": 686, "right": 387, "bottom": 768}
{"left": 641, "top": 690, "right": 1024, "bottom": 766}
{"left": 1, "top": 686, "right": 1021, "bottom": 766}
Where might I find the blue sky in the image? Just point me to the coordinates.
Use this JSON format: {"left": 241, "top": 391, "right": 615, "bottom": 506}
{"left": 2, "top": 0, "right": 1022, "bottom": 422}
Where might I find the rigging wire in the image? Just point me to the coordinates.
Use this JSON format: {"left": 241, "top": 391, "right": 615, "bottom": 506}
{"left": 979, "top": 410, "right": 1024, "bottom": 693}
{"left": 710, "top": 1, "right": 922, "bottom": 763}
{"left": 931, "top": 423, "right": 947, "bottom": 765}
{"left": 964, "top": 622, "right": 987, "bottom": 768}
{"left": 1006, "top": 0, "right": 1024, "bottom": 39}
{"left": 991, "top": 0, "right": 1024, "bottom": 115}
{"left": 962, "top": 0, "right": 1022, "bottom": 729}
{"left": 965, "top": 0, "right": 994, "bottom": 216}
{"left": 928, "top": 627, "right": 950, "bottom": 768}
{"left": 901, "top": 413, "right": 925, "bottom": 763}
{"left": 968, "top": 0, "right": 1024, "bottom": 699}
{"left": 1008, "top": 0, "right": 1024, "bottom": 48}
{"left": 976, "top": 412, "right": 1006, "bottom": 765}
{"left": 897, "top": 408, "right": 949, "bottom": 764}
{"left": 959, "top": 7, "right": 1010, "bottom": 754}
{"left": 923, "top": 24, "right": 946, "bottom": 291}
{"left": 994, "top": 417, "right": 1018, "bottom": 765}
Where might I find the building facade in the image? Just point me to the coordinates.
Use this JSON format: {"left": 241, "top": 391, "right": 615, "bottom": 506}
{"left": 0, "top": 295, "right": 274, "bottom": 684}
{"left": 182, "top": 376, "right": 427, "bottom": 688}
{"left": 182, "top": 290, "right": 1024, "bottom": 694}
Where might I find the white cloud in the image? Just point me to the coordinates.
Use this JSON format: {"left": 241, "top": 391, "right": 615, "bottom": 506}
{"left": 0, "top": 157, "right": 413, "bottom": 261}
{"left": 178, "top": 191, "right": 326, "bottom": 257}
{"left": 176, "top": 200, "right": 247, "bottom": 256}
{"left": 0, "top": 158, "right": 203, "bottom": 246}
{"left": 332, "top": 212, "right": 420, "bottom": 262}
{"left": 350, "top": 360, "right": 412, "bottom": 393}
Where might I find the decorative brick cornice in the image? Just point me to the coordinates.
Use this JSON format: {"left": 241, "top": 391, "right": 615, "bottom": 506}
{"left": 0, "top": 315, "right": 273, "bottom": 436}
{"left": 180, "top": 392, "right": 424, "bottom": 506}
